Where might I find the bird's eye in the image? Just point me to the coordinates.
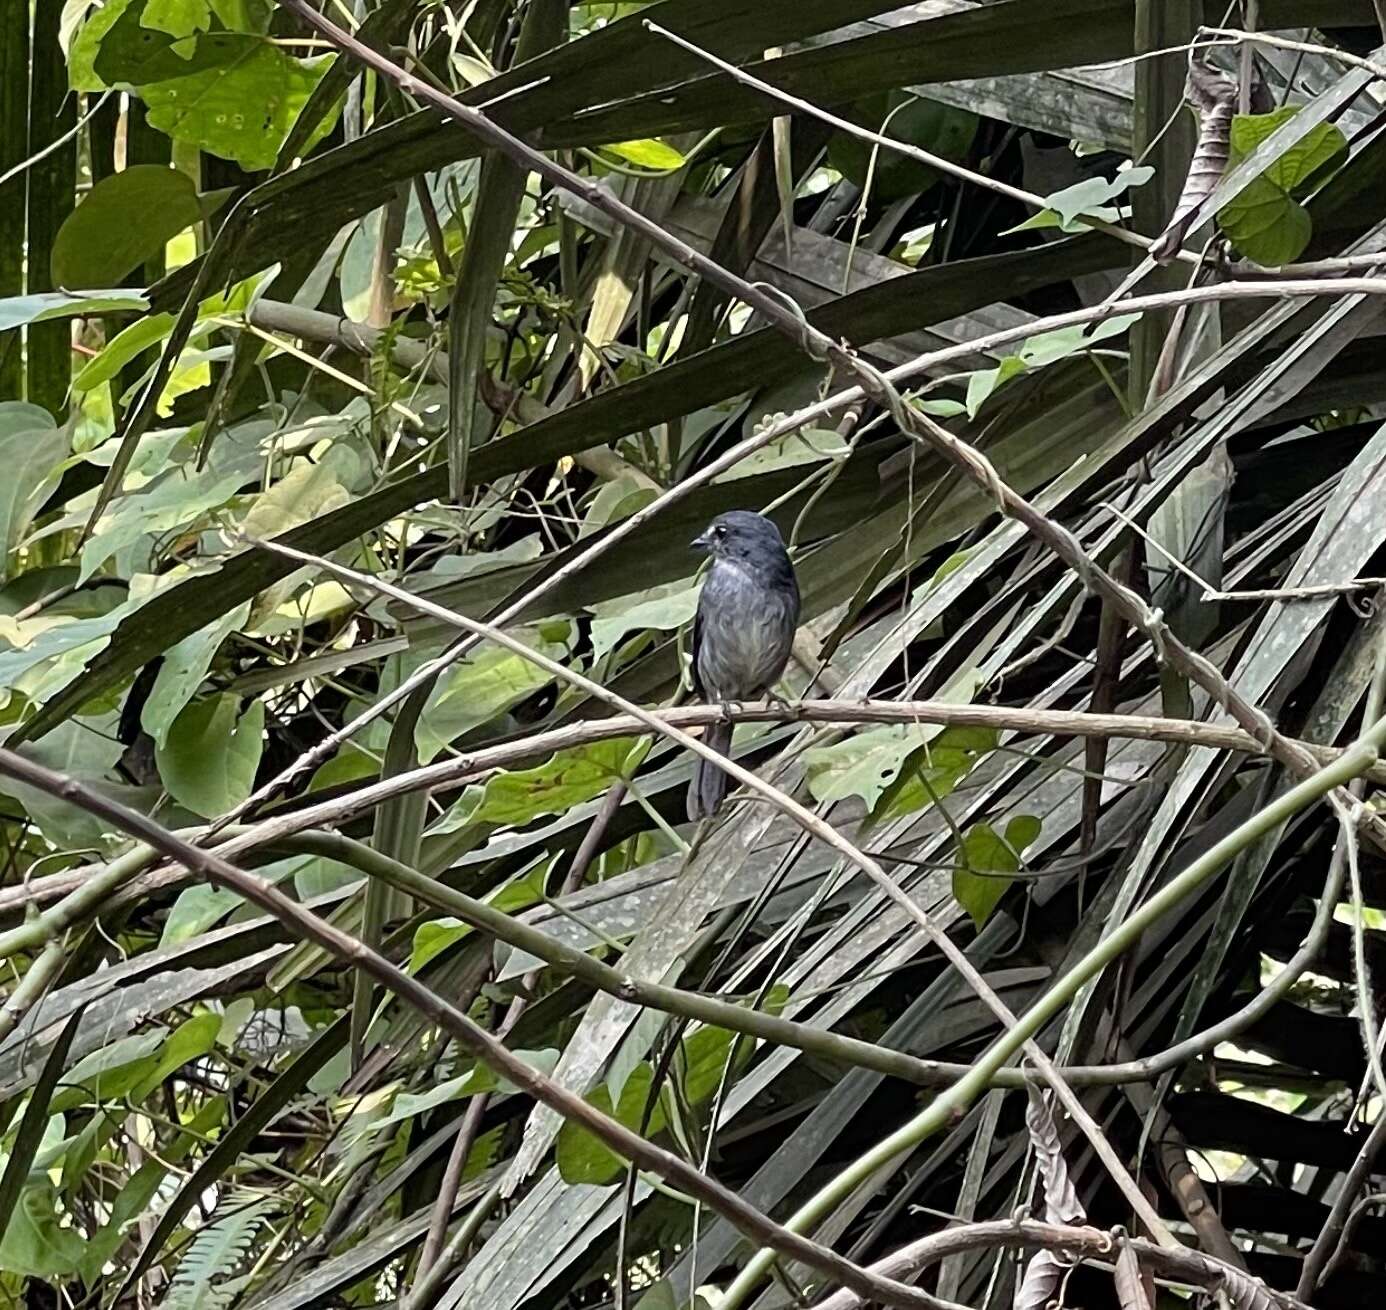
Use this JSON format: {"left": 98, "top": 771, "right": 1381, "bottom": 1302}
{"left": 712, "top": 524, "right": 726, "bottom": 538}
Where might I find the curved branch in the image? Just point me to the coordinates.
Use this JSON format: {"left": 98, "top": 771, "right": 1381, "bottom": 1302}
{"left": 0, "top": 744, "right": 961, "bottom": 1310}
{"left": 812, "top": 1218, "right": 1311, "bottom": 1310}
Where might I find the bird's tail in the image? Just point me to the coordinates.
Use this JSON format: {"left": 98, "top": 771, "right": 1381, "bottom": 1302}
{"left": 688, "top": 719, "right": 733, "bottom": 821}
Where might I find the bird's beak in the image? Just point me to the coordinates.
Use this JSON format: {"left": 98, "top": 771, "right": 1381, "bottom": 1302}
{"left": 691, "top": 530, "right": 712, "bottom": 552}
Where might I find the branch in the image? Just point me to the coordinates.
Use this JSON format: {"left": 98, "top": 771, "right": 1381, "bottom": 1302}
{"left": 811, "top": 1218, "right": 1312, "bottom": 1310}
{"left": 1, "top": 695, "right": 1368, "bottom": 927}
{"left": 1295, "top": 1105, "right": 1386, "bottom": 1297}
{"left": 720, "top": 712, "right": 1386, "bottom": 1308}
{"left": 249, "top": 537, "right": 1174, "bottom": 1247}
{"left": 265, "top": 0, "right": 1386, "bottom": 860}
{"left": 0, "top": 744, "right": 961, "bottom": 1310}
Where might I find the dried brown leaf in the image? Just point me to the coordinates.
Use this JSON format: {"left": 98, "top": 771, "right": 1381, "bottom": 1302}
{"left": 1151, "top": 60, "right": 1238, "bottom": 264}
{"left": 1015, "top": 1085, "right": 1086, "bottom": 1309}
{"left": 1113, "top": 1241, "right": 1153, "bottom": 1310}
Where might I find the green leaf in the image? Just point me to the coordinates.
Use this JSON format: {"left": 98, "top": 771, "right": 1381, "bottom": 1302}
{"left": 159, "top": 881, "right": 243, "bottom": 947}
{"left": 0, "top": 1182, "right": 89, "bottom": 1277}
{"left": 0, "top": 290, "right": 149, "bottom": 330}
{"left": 448, "top": 737, "right": 647, "bottom": 831}
{"left": 130, "top": 1013, "right": 220, "bottom": 1099}
{"left": 952, "top": 814, "right": 1041, "bottom": 928}
{"left": 589, "top": 580, "right": 699, "bottom": 662}
{"left": 556, "top": 1063, "right": 665, "bottom": 1185}
{"left": 51, "top": 165, "right": 202, "bottom": 287}
{"left": 0, "top": 403, "right": 68, "bottom": 581}
{"left": 73, "top": 312, "right": 177, "bottom": 392}
{"left": 962, "top": 313, "right": 1139, "bottom": 419}
{"left": 54, "top": 1030, "right": 169, "bottom": 1111}
{"left": 142, "top": 602, "right": 250, "bottom": 748}
{"left": 871, "top": 724, "right": 997, "bottom": 825}
{"left": 1010, "top": 166, "right": 1153, "bottom": 234}
{"left": 602, "top": 138, "right": 687, "bottom": 170}
{"left": 141, "top": 0, "right": 212, "bottom": 38}
{"left": 1228, "top": 107, "right": 1348, "bottom": 196}
{"left": 964, "top": 355, "right": 1027, "bottom": 419}
{"left": 1018, "top": 313, "right": 1139, "bottom": 367}
{"left": 93, "top": 6, "right": 337, "bottom": 170}
{"left": 408, "top": 861, "right": 552, "bottom": 972}
{"left": 1218, "top": 174, "right": 1312, "bottom": 266}
{"left": 414, "top": 626, "right": 570, "bottom": 764}
{"left": 308, "top": 742, "right": 377, "bottom": 792}
{"left": 1216, "top": 109, "right": 1346, "bottom": 267}
{"left": 713, "top": 426, "right": 851, "bottom": 481}
{"left": 69, "top": 0, "right": 141, "bottom": 92}
{"left": 348, "top": 1048, "right": 560, "bottom": 1142}
{"left": 678, "top": 1025, "right": 744, "bottom": 1107}
{"left": 804, "top": 722, "right": 945, "bottom": 809}
{"left": 156, "top": 694, "right": 265, "bottom": 816}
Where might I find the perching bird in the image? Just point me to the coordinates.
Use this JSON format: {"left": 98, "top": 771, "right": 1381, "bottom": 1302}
{"left": 687, "top": 510, "right": 800, "bottom": 820}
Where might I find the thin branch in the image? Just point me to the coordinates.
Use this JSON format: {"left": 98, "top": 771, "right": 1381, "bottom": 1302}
{"left": 812, "top": 1218, "right": 1313, "bottom": 1310}
{"left": 0, "top": 744, "right": 963, "bottom": 1310}
{"left": 720, "top": 712, "right": 1386, "bottom": 1308}
{"left": 1319, "top": 1192, "right": 1386, "bottom": 1288}
{"left": 1202, "top": 25, "right": 1386, "bottom": 83}
{"left": 0, "top": 938, "right": 67, "bottom": 1044}
{"left": 0, "top": 92, "right": 111, "bottom": 189}
{"left": 642, "top": 20, "right": 1194, "bottom": 268}
{"left": 1102, "top": 499, "right": 1386, "bottom": 601}
{"left": 1296, "top": 1111, "right": 1386, "bottom": 1298}
{"left": 249, "top": 537, "right": 1174, "bottom": 1247}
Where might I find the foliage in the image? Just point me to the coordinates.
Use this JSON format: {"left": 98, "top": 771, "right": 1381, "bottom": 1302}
{"left": 1, "top": 3, "right": 1384, "bottom": 1309}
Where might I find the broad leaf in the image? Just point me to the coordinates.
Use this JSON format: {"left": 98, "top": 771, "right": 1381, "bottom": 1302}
{"left": 952, "top": 814, "right": 1042, "bottom": 928}
{"left": 156, "top": 694, "right": 265, "bottom": 816}
{"left": 51, "top": 165, "right": 202, "bottom": 287}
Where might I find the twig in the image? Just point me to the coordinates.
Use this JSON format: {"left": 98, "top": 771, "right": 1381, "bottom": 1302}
{"left": 0, "top": 938, "right": 66, "bottom": 1044}
{"left": 719, "top": 711, "right": 1386, "bottom": 1308}
{"left": 248, "top": 538, "right": 1177, "bottom": 1241}
{"left": 1101, "top": 499, "right": 1386, "bottom": 600}
{"left": 1201, "top": 25, "right": 1386, "bottom": 84}
{"left": 1296, "top": 1111, "right": 1386, "bottom": 1297}
{"left": 0, "top": 744, "right": 963, "bottom": 1310}
{"left": 1318, "top": 1191, "right": 1386, "bottom": 1288}
{"left": 0, "top": 91, "right": 111, "bottom": 188}
{"left": 642, "top": 20, "right": 1197, "bottom": 269}
{"left": 812, "top": 1218, "right": 1313, "bottom": 1310}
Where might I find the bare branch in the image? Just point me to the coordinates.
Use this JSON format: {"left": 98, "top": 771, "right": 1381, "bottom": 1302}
{"left": 814, "top": 1219, "right": 1312, "bottom": 1310}
{"left": 0, "top": 743, "right": 962, "bottom": 1310}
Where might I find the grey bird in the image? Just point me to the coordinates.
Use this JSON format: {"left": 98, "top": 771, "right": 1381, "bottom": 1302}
{"left": 687, "top": 510, "right": 801, "bottom": 820}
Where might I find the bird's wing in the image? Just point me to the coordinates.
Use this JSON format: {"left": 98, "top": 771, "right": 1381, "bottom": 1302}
{"left": 690, "top": 603, "right": 707, "bottom": 699}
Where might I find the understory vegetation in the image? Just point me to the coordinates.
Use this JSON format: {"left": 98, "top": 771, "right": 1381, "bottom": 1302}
{"left": 3, "top": 2, "right": 1386, "bottom": 1308}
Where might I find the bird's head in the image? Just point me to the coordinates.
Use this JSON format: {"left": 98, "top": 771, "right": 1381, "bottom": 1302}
{"left": 691, "top": 510, "right": 787, "bottom": 564}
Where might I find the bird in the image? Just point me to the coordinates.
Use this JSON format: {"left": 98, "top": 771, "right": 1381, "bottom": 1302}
{"left": 687, "top": 510, "right": 801, "bottom": 820}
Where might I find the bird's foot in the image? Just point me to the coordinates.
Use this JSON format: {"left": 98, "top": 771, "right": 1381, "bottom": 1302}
{"left": 719, "top": 700, "right": 741, "bottom": 725}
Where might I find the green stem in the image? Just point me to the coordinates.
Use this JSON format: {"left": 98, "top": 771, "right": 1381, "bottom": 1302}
{"left": 719, "top": 716, "right": 1386, "bottom": 1309}
{"left": 0, "top": 845, "right": 156, "bottom": 961}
